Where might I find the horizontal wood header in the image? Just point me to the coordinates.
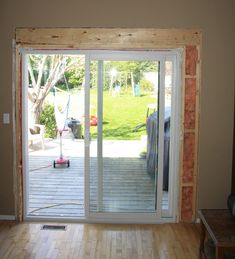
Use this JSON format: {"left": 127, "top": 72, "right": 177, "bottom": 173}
{"left": 15, "top": 28, "right": 201, "bottom": 49}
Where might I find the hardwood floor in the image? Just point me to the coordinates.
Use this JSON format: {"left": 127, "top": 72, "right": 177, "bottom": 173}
{"left": 0, "top": 221, "right": 200, "bottom": 259}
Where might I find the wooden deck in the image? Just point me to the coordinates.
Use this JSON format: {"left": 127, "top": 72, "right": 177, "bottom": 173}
{"left": 29, "top": 156, "right": 84, "bottom": 217}
{"left": 28, "top": 139, "right": 168, "bottom": 218}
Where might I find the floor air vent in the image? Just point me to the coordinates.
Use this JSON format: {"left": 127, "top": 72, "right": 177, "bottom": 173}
{"left": 41, "top": 225, "right": 67, "bottom": 231}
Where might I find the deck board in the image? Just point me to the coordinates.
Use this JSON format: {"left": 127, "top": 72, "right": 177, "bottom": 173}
{"left": 28, "top": 155, "right": 168, "bottom": 217}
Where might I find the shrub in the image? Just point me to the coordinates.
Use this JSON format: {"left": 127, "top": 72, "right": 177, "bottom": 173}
{"left": 39, "top": 103, "right": 57, "bottom": 138}
{"left": 140, "top": 79, "right": 155, "bottom": 92}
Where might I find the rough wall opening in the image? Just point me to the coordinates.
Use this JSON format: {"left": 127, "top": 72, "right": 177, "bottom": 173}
{"left": 14, "top": 28, "right": 201, "bottom": 222}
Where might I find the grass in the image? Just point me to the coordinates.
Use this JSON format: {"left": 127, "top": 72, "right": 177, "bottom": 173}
{"left": 90, "top": 89, "right": 157, "bottom": 140}
{"left": 43, "top": 88, "right": 157, "bottom": 140}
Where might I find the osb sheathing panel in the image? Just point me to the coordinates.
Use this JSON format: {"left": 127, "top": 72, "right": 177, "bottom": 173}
{"left": 15, "top": 28, "right": 201, "bottom": 222}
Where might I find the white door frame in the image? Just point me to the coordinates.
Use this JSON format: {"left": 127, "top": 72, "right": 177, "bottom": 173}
{"left": 21, "top": 49, "right": 181, "bottom": 223}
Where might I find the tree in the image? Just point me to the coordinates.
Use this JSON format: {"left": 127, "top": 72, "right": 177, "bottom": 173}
{"left": 104, "top": 61, "right": 158, "bottom": 95}
{"left": 28, "top": 54, "right": 80, "bottom": 125}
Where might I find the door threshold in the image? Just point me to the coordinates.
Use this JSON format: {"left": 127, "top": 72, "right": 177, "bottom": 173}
{"left": 25, "top": 215, "right": 177, "bottom": 224}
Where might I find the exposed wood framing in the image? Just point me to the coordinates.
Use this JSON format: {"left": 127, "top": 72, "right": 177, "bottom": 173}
{"left": 12, "top": 40, "right": 18, "bottom": 219}
{"left": 16, "top": 28, "right": 201, "bottom": 49}
{"left": 178, "top": 49, "right": 186, "bottom": 222}
{"left": 14, "top": 28, "right": 202, "bottom": 222}
{"left": 15, "top": 45, "right": 23, "bottom": 221}
{"left": 193, "top": 44, "right": 202, "bottom": 220}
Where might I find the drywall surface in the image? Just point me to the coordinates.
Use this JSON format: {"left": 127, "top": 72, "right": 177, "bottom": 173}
{"left": 0, "top": 0, "right": 235, "bottom": 215}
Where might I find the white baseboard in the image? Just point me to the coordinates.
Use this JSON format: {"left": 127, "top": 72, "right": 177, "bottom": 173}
{"left": 0, "top": 215, "right": 16, "bottom": 220}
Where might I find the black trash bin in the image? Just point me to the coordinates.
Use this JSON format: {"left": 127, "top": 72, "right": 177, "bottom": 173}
{"left": 68, "top": 118, "right": 83, "bottom": 139}
{"left": 146, "top": 110, "right": 170, "bottom": 191}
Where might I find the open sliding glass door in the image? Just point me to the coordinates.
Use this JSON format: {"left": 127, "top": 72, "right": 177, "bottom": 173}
{"left": 84, "top": 51, "right": 179, "bottom": 223}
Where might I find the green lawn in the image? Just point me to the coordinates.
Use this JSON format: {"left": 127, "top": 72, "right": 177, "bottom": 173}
{"left": 90, "top": 90, "right": 157, "bottom": 140}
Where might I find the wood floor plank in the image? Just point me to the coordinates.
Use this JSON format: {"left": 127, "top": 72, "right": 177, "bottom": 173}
{"left": 28, "top": 155, "right": 168, "bottom": 217}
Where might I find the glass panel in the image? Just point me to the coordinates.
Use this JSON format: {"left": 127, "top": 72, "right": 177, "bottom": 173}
{"left": 27, "top": 54, "right": 85, "bottom": 218}
{"left": 162, "top": 60, "right": 173, "bottom": 211}
{"left": 90, "top": 59, "right": 160, "bottom": 213}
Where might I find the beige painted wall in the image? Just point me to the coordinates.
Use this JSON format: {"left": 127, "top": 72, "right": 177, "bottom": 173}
{"left": 0, "top": 0, "right": 234, "bottom": 216}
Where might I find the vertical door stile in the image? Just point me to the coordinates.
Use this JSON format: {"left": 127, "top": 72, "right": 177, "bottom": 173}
{"left": 22, "top": 52, "right": 29, "bottom": 218}
{"left": 97, "top": 60, "right": 104, "bottom": 212}
{"left": 171, "top": 53, "right": 181, "bottom": 219}
{"left": 167, "top": 55, "right": 175, "bottom": 218}
{"left": 156, "top": 58, "right": 165, "bottom": 218}
{"left": 84, "top": 54, "right": 91, "bottom": 217}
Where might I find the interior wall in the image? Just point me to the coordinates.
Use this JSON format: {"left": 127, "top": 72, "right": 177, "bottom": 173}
{"left": 0, "top": 0, "right": 235, "bottom": 216}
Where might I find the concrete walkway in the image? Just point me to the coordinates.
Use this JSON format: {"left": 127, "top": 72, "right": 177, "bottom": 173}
{"left": 29, "top": 130, "right": 147, "bottom": 158}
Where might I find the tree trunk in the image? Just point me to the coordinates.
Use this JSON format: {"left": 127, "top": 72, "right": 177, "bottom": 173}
{"left": 27, "top": 54, "right": 77, "bottom": 128}
{"left": 28, "top": 98, "right": 44, "bottom": 127}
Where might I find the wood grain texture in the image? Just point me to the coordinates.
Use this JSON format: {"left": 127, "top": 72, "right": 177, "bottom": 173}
{"left": 28, "top": 155, "right": 168, "bottom": 217}
{"left": 15, "top": 46, "right": 23, "bottom": 222}
{"left": 0, "top": 220, "right": 200, "bottom": 259}
{"left": 15, "top": 28, "right": 201, "bottom": 49}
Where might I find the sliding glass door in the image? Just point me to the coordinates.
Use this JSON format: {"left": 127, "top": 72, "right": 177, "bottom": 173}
{"left": 84, "top": 51, "right": 179, "bottom": 221}
{"left": 22, "top": 49, "right": 180, "bottom": 222}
